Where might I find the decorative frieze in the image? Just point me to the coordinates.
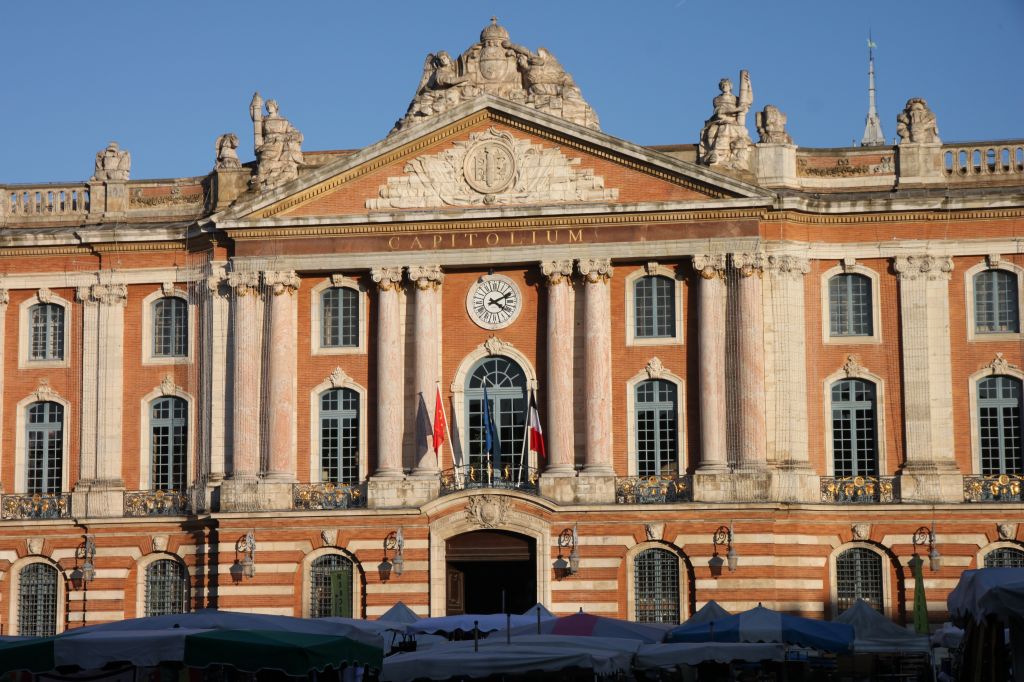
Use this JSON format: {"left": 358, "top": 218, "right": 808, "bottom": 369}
{"left": 577, "top": 258, "right": 613, "bottom": 283}
{"left": 894, "top": 255, "right": 954, "bottom": 281}
{"left": 407, "top": 265, "right": 445, "bottom": 290}
{"left": 370, "top": 266, "right": 404, "bottom": 291}
{"left": 263, "top": 270, "right": 301, "bottom": 296}
{"left": 692, "top": 253, "right": 726, "bottom": 279}
{"left": 540, "top": 259, "right": 574, "bottom": 285}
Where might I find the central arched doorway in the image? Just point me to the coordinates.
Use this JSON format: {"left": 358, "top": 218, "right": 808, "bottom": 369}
{"left": 445, "top": 530, "right": 536, "bottom": 615}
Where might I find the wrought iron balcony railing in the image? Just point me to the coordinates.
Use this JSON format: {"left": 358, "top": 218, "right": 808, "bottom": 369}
{"left": 964, "top": 474, "right": 1024, "bottom": 502}
{"left": 439, "top": 464, "right": 540, "bottom": 496}
{"left": 293, "top": 482, "right": 367, "bottom": 510}
{"left": 1, "top": 492, "right": 72, "bottom": 520}
{"left": 616, "top": 474, "right": 692, "bottom": 504}
{"left": 820, "top": 475, "right": 899, "bottom": 504}
{"left": 124, "top": 489, "right": 191, "bottom": 517}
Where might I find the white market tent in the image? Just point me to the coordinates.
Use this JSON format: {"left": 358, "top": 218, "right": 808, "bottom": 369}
{"left": 408, "top": 612, "right": 554, "bottom": 635}
{"left": 834, "top": 599, "right": 930, "bottom": 653}
{"left": 686, "top": 600, "right": 730, "bottom": 625}
{"left": 947, "top": 567, "right": 1024, "bottom": 625}
{"left": 634, "top": 642, "right": 785, "bottom": 669}
{"left": 379, "top": 601, "right": 421, "bottom": 624}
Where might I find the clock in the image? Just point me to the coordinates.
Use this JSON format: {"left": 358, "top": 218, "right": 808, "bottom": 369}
{"left": 466, "top": 274, "right": 523, "bottom": 330}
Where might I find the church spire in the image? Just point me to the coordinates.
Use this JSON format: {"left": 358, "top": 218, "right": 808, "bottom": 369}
{"left": 861, "top": 34, "right": 886, "bottom": 147}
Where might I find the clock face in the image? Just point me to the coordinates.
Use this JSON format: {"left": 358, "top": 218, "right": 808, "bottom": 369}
{"left": 467, "top": 275, "right": 523, "bottom": 330}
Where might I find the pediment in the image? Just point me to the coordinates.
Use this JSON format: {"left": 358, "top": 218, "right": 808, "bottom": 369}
{"left": 223, "top": 97, "right": 772, "bottom": 226}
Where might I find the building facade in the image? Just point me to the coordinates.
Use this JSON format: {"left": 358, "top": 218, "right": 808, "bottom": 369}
{"left": 2, "top": 20, "right": 1024, "bottom": 636}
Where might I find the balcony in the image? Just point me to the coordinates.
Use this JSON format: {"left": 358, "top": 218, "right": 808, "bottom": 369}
{"left": 963, "top": 474, "right": 1024, "bottom": 503}
{"left": 615, "top": 474, "right": 692, "bottom": 504}
{"left": 439, "top": 464, "right": 540, "bottom": 497}
{"left": 820, "top": 476, "right": 899, "bottom": 504}
{"left": 124, "top": 490, "right": 192, "bottom": 517}
{"left": 1, "top": 493, "right": 72, "bottom": 520}
{"left": 293, "top": 482, "right": 367, "bottom": 510}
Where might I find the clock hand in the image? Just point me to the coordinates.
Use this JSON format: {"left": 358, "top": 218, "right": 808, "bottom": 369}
{"left": 485, "top": 294, "right": 508, "bottom": 310}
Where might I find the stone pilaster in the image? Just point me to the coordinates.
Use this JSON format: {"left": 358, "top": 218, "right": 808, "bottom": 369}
{"left": 732, "top": 253, "right": 768, "bottom": 471}
{"left": 894, "top": 255, "right": 962, "bottom": 502}
{"left": 204, "top": 264, "right": 230, "bottom": 483}
{"left": 371, "top": 266, "right": 405, "bottom": 479}
{"left": 577, "top": 258, "right": 615, "bottom": 503}
{"left": 409, "top": 265, "right": 444, "bottom": 477}
{"left": 538, "top": 259, "right": 576, "bottom": 503}
{"left": 226, "top": 272, "right": 262, "bottom": 479}
{"left": 263, "top": 271, "right": 300, "bottom": 482}
{"left": 0, "top": 288, "right": 8, "bottom": 493}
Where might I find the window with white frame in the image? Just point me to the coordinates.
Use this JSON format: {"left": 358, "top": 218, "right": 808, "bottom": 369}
{"left": 835, "top": 547, "right": 883, "bottom": 614}
{"left": 465, "top": 356, "right": 527, "bottom": 475}
{"left": 18, "top": 563, "right": 59, "bottom": 636}
{"left": 29, "top": 303, "right": 64, "bottom": 361}
{"left": 26, "top": 401, "right": 63, "bottom": 494}
{"left": 829, "top": 274, "right": 872, "bottom": 337}
{"left": 151, "top": 397, "right": 187, "bottom": 490}
{"left": 634, "top": 547, "right": 680, "bottom": 624}
{"left": 153, "top": 297, "right": 188, "bottom": 357}
{"left": 978, "top": 376, "right": 1023, "bottom": 475}
{"left": 320, "top": 388, "right": 360, "bottom": 483}
{"left": 145, "top": 559, "right": 189, "bottom": 616}
{"left": 321, "top": 287, "right": 359, "bottom": 349}
{"left": 309, "top": 554, "right": 353, "bottom": 618}
{"left": 635, "top": 379, "right": 679, "bottom": 477}
{"left": 975, "top": 269, "right": 1020, "bottom": 334}
{"left": 831, "top": 379, "right": 878, "bottom": 477}
{"left": 634, "top": 275, "right": 675, "bottom": 339}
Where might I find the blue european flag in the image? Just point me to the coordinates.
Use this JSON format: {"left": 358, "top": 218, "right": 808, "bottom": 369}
{"left": 482, "top": 386, "right": 502, "bottom": 468}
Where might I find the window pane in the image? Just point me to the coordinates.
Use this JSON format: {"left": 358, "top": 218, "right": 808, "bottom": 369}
{"left": 26, "top": 402, "right": 63, "bottom": 494}
{"left": 320, "top": 388, "right": 359, "bottom": 483}
{"left": 19, "top": 563, "right": 58, "bottom": 636}
{"left": 322, "top": 287, "right": 359, "bottom": 348}
{"left": 635, "top": 276, "right": 675, "bottom": 339}
{"left": 634, "top": 548, "right": 679, "bottom": 623}
{"left": 829, "top": 275, "right": 872, "bottom": 337}
{"left": 978, "top": 376, "right": 1023, "bottom": 475}
{"left": 29, "top": 304, "right": 64, "bottom": 361}
{"left": 310, "top": 555, "right": 353, "bottom": 618}
{"left": 636, "top": 380, "right": 679, "bottom": 477}
{"left": 831, "top": 380, "right": 877, "bottom": 477}
{"left": 151, "top": 397, "right": 187, "bottom": 490}
{"left": 154, "top": 298, "right": 188, "bottom": 357}
{"left": 975, "top": 270, "right": 1020, "bottom": 334}
{"left": 836, "top": 548, "right": 883, "bottom": 614}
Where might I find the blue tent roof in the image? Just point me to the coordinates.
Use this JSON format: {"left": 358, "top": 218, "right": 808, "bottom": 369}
{"left": 665, "top": 605, "right": 854, "bottom": 653}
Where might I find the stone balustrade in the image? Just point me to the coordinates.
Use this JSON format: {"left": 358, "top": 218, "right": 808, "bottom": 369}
{"left": 4, "top": 184, "right": 90, "bottom": 221}
{"left": 944, "top": 141, "right": 1024, "bottom": 180}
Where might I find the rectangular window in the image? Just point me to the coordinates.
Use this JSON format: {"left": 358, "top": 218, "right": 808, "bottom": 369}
{"left": 29, "top": 304, "right": 64, "bottom": 361}
{"left": 322, "top": 288, "right": 359, "bottom": 348}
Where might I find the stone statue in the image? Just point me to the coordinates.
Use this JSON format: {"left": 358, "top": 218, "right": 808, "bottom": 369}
{"left": 392, "top": 18, "right": 599, "bottom": 133}
{"left": 249, "top": 93, "right": 304, "bottom": 191}
{"left": 698, "top": 71, "right": 754, "bottom": 171}
{"left": 896, "top": 97, "right": 940, "bottom": 144}
{"left": 214, "top": 133, "right": 242, "bottom": 169}
{"left": 755, "top": 104, "right": 792, "bottom": 145}
{"left": 91, "top": 142, "right": 131, "bottom": 181}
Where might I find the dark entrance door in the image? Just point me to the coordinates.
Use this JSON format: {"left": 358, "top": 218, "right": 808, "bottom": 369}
{"left": 445, "top": 530, "right": 536, "bottom": 615}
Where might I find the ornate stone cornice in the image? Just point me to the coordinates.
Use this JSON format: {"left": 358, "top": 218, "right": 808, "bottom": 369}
{"left": 731, "top": 252, "right": 764, "bottom": 277}
{"left": 893, "top": 255, "right": 954, "bottom": 281}
{"left": 540, "top": 259, "right": 574, "bottom": 285}
{"left": 76, "top": 283, "right": 127, "bottom": 306}
{"left": 577, "top": 258, "right": 613, "bottom": 284}
{"left": 407, "top": 265, "right": 445, "bottom": 290}
{"left": 692, "top": 253, "right": 726, "bottom": 280}
{"left": 370, "top": 266, "right": 404, "bottom": 291}
{"left": 227, "top": 271, "right": 261, "bottom": 296}
{"left": 263, "top": 270, "right": 301, "bottom": 296}
{"left": 765, "top": 254, "right": 810, "bottom": 278}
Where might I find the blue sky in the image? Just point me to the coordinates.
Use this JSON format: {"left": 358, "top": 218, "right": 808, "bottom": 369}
{"left": 2, "top": 0, "right": 1022, "bottom": 183}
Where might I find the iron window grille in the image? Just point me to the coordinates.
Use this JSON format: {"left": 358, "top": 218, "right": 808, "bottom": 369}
{"left": 310, "top": 554, "right": 353, "bottom": 618}
{"left": 465, "top": 356, "right": 527, "bottom": 475}
{"left": 635, "top": 379, "right": 679, "bottom": 477}
{"left": 153, "top": 297, "right": 188, "bottom": 357}
{"left": 320, "top": 388, "right": 360, "bottom": 484}
{"left": 151, "top": 397, "right": 187, "bottom": 490}
{"left": 321, "top": 287, "right": 359, "bottom": 348}
{"left": 18, "top": 563, "right": 58, "bottom": 636}
{"left": 984, "top": 547, "right": 1024, "bottom": 568}
{"left": 145, "top": 559, "right": 189, "bottom": 616}
{"left": 831, "top": 379, "right": 878, "bottom": 478}
{"left": 27, "top": 401, "right": 63, "bottom": 494}
{"left": 634, "top": 275, "right": 675, "bottom": 339}
{"left": 835, "top": 547, "right": 884, "bottom": 614}
{"left": 975, "top": 269, "right": 1020, "bottom": 334}
{"left": 829, "top": 274, "right": 872, "bottom": 337}
{"left": 978, "top": 376, "right": 1023, "bottom": 475}
{"left": 29, "top": 303, "right": 64, "bottom": 361}
{"left": 634, "top": 548, "right": 680, "bottom": 623}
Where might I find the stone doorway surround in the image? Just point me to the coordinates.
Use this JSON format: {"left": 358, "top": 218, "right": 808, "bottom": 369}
{"left": 425, "top": 490, "right": 553, "bottom": 617}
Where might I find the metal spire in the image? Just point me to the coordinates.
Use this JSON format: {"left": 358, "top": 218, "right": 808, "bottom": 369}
{"left": 861, "top": 33, "right": 885, "bottom": 147}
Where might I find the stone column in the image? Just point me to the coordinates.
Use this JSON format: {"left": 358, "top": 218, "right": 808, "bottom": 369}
{"left": 372, "top": 266, "right": 405, "bottom": 479}
{"left": 540, "top": 260, "right": 575, "bottom": 477}
{"left": 578, "top": 258, "right": 614, "bottom": 475}
{"left": 227, "top": 272, "right": 262, "bottom": 481}
{"left": 732, "top": 253, "right": 768, "bottom": 471}
{"left": 409, "top": 265, "right": 444, "bottom": 476}
{"left": 263, "top": 271, "right": 300, "bottom": 481}
{"left": 894, "top": 255, "right": 962, "bottom": 501}
{"left": 204, "top": 264, "right": 230, "bottom": 483}
{"left": 693, "top": 254, "right": 729, "bottom": 474}
{"left": 0, "top": 289, "right": 6, "bottom": 493}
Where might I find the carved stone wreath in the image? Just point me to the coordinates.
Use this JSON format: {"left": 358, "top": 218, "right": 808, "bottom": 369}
{"left": 466, "top": 494, "right": 511, "bottom": 529}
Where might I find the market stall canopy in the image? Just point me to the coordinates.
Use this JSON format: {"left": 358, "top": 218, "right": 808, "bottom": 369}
{"left": 379, "top": 601, "right": 421, "bottom": 624}
{"left": 635, "top": 642, "right": 785, "bottom": 669}
{"left": 947, "top": 567, "right": 1024, "bottom": 625}
{"left": 409, "top": 612, "right": 553, "bottom": 635}
{"left": 521, "top": 602, "right": 555, "bottom": 619}
{"left": 504, "top": 611, "right": 667, "bottom": 643}
{"left": 834, "top": 599, "right": 929, "bottom": 653}
{"left": 686, "top": 600, "right": 730, "bottom": 625}
{"left": 666, "top": 605, "right": 854, "bottom": 653}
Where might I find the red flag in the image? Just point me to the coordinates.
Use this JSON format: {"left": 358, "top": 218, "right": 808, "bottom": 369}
{"left": 432, "top": 387, "right": 448, "bottom": 454}
{"left": 528, "top": 390, "right": 546, "bottom": 460}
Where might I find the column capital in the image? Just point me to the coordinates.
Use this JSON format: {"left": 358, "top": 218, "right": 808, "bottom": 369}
{"left": 370, "top": 266, "right": 404, "bottom": 291}
{"left": 577, "top": 258, "right": 614, "bottom": 284}
{"left": 263, "top": 270, "right": 301, "bottom": 296}
{"left": 227, "top": 271, "right": 261, "bottom": 296}
{"left": 692, "top": 253, "right": 726, "bottom": 279}
{"left": 540, "top": 259, "right": 574, "bottom": 285}
{"left": 76, "top": 283, "right": 127, "bottom": 306}
{"left": 731, "top": 252, "right": 764, "bottom": 277}
{"left": 408, "top": 265, "right": 445, "bottom": 290}
{"left": 894, "top": 254, "right": 954, "bottom": 281}
{"left": 0, "top": 288, "right": 9, "bottom": 306}
{"left": 765, "top": 254, "right": 811, "bottom": 278}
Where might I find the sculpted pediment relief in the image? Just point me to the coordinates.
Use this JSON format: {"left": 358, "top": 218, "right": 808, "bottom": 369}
{"left": 366, "top": 127, "right": 618, "bottom": 210}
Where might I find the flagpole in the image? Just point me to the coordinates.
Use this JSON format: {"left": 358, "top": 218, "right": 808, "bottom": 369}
{"left": 437, "top": 381, "right": 460, "bottom": 488}
{"left": 516, "top": 389, "right": 532, "bottom": 485}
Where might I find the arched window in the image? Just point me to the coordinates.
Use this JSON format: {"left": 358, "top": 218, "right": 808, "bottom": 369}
{"left": 27, "top": 401, "right": 63, "bottom": 494}
{"left": 29, "top": 303, "right": 64, "bottom": 361}
{"left": 19, "top": 563, "right": 58, "bottom": 636}
{"left": 978, "top": 376, "right": 1023, "bottom": 475}
{"left": 634, "top": 275, "right": 675, "bottom": 339}
{"left": 985, "top": 547, "right": 1024, "bottom": 568}
{"left": 974, "top": 270, "right": 1020, "bottom": 334}
{"left": 310, "top": 554, "right": 353, "bottom": 618}
{"left": 465, "top": 356, "right": 527, "bottom": 474}
{"left": 828, "top": 274, "right": 872, "bottom": 337}
{"left": 320, "top": 388, "right": 360, "bottom": 483}
{"left": 835, "top": 547, "right": 884, "bottom": 615}
{"left": 153, "top": 297, "right": 188, "bottom": 357}
{"left": 635, "top": 379, "right": 679, "bottom": 477}
{"left": 322, "top": 287, "right": 359, "bottom": 348}
{"left": 634, "top": 548, "right": 680, "bottom": 624}
{"left": 831, "top": 379, "right": 878, "bottom": 477}
{"left": 145, "top": 559, "right": 189, "bottom": 616}
{"left": 151, "top": 397, "right": 187, "bottom": 491}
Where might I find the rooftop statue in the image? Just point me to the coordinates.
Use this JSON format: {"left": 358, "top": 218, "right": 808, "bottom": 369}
{"left": 249, "top": 93, "right": 304, "bottom": 191}
{"left": 91, "top": 142, "right": 131, "bottom": 182}
{"left": 698, "top": 71, "right": 754, "bottom": 171}
{"left": 896, "top": 97, "right": 940, "bottom": 144}
{"left": 214, "top": 133, "right": 242, "bottom": 170}
{"left": 392, "top": 18, "right": 600, "bottom": 133}
{"left": 755, "top": 105, "right": 792, "bottom": 145}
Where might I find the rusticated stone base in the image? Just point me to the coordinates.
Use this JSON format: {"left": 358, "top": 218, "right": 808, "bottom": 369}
{"left": 538, "top": 473, "right": 576, "bottom": 504}
{"left": 72, "top": 479, "right": 126, "bottom": 518}
{"left": 368, "top": 477, "right": 439, "bottom": 509}
{"left": 769, "top": 469, "right": 821, "bottom": 503}
{"left": 898, "top": 469, "right": 964, "bottom": 503}
{"left": 219, "top": 478, "right": 293, "bottom": 512}
{"left": 693, "top": 470, "right": 815, "bottom": 503}
{"left": 575, "top": 473, "right": 616, "bottom": 504}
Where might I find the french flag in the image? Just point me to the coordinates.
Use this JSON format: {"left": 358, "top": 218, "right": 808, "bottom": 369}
{"left": 527, "top": 389, "right": 546, "bottom": 461}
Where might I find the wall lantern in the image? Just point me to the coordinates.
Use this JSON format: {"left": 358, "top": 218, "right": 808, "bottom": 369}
{"left": 554, "top": 524, "right": 580, "bottom": 578}
{"left": 236, "top": 530, "right": 256, "bottom": 578}
{"left": 710, "top": 523, "right": 738, "bottom": 576}
{"left": 912, "top": 524, "right": 941, "bottom": 572}
{"left": 80, "top": 534, "right": 97, "bottom": 584}
{"left": 380, "top": 528, "right": 405, "bottom": 582}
